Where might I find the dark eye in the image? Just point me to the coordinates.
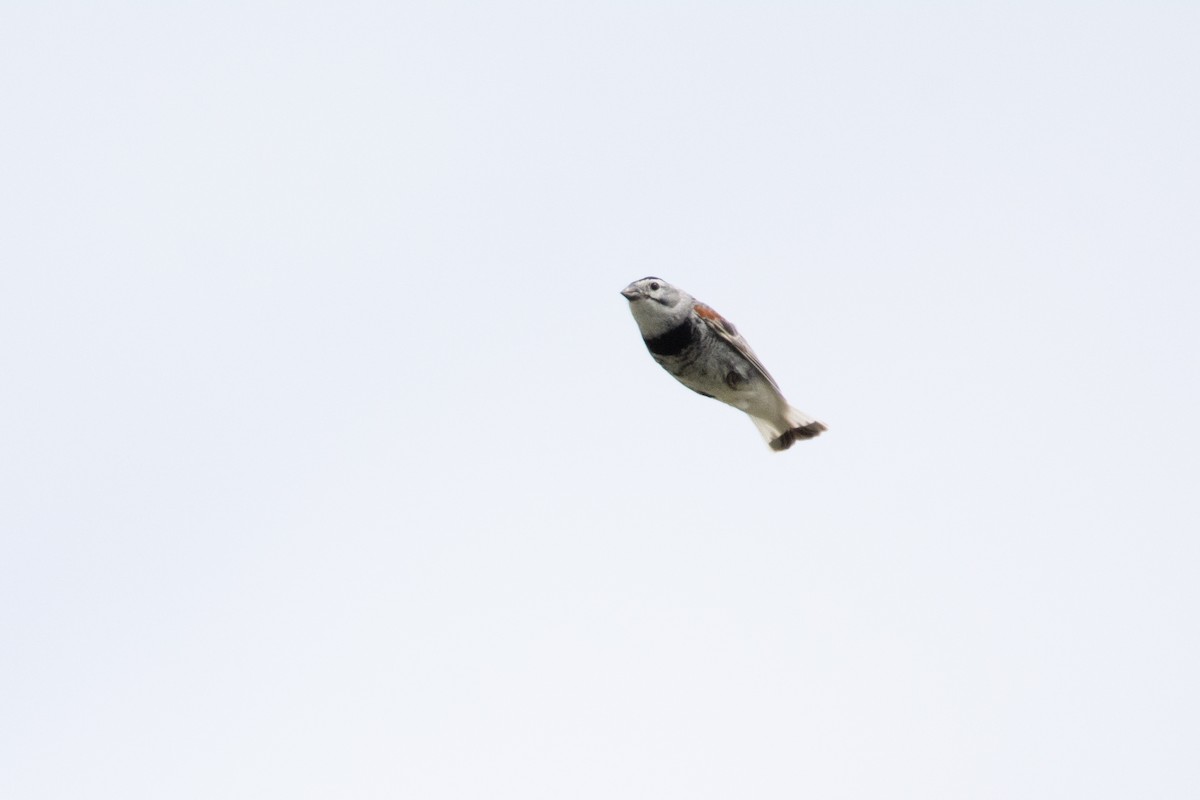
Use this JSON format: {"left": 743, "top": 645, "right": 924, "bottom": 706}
{"left": 649, "top": 281, "right": 660, "bottom": 291}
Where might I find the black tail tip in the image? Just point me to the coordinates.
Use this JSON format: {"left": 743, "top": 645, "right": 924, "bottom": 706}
{"left": 769, "top": 421, "right": 827, "bottom": 451}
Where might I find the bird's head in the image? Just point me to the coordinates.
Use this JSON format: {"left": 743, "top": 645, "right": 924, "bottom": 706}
{"left": 621, "top": 277, "right": 693, "bottom": 336}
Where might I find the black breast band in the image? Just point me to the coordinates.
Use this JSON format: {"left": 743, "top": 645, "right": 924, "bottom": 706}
{"left": 643, "top": 320, "right": 698, "bottom": 356}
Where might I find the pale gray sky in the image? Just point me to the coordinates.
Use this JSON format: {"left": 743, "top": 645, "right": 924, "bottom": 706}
{"left": 2, "top": 2, "right": 1198, "bottom": 798}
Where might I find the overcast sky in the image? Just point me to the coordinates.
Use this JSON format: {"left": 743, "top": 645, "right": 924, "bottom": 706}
{"left": 2, "top": 2, "right": 1198, "bottom": 798}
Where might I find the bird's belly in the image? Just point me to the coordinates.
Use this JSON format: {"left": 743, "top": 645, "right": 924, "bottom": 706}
{"left": 656, "top": 353, "right": 776, "bottom": 415}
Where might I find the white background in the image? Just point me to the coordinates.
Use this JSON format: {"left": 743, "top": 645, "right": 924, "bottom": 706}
{"left": 3, "top": 2, "right": 1198, "bottom": 798}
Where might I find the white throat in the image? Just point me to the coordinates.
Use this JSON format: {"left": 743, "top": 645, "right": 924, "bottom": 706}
{"left": 628, "top": 296, "right": 693, "bottom": 338}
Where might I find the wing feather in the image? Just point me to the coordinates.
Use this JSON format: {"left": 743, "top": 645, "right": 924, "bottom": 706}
{"left": 693, "top": 302, "right": 781, "bottom": 390}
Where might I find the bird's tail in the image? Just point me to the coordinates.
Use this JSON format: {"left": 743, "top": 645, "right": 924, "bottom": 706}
{"left": 751, "top": 405, "right": 827, "bottom": 451}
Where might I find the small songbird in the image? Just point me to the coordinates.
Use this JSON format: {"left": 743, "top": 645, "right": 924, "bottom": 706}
{"left": 621, "top": 277, "right": 826, "bottom": 451}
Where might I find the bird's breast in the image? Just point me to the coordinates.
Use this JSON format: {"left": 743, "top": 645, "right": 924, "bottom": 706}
{"left": 642, "top": 318, "right": 700, "bottom": 357}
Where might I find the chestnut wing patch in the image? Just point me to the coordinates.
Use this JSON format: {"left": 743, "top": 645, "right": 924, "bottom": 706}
{"left": 694, "top": 303, "right": 736, "bottom": 337}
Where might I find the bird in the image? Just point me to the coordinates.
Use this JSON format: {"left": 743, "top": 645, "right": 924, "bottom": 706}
{"left": 620, "top": 277, "right": 826, "bottom": 451}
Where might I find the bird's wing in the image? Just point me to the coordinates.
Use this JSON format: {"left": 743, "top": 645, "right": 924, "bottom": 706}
{"left": 693, "top": 302, "right": 781, "bottom": 391}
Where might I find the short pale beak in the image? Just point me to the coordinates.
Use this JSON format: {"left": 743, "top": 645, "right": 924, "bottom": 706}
{"left": 620, "top": 286, "right": 640, "bottom": 300}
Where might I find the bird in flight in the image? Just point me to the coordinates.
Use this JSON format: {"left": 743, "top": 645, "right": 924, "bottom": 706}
{"left": 621, "top": 277, "right": 826, "bottom": 451}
